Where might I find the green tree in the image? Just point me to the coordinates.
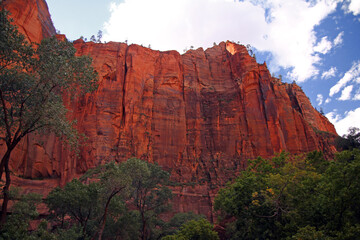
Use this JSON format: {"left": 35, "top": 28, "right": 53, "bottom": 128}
{"left": 317, "top": 149, "right": 360, "bottom": 238}
{"left": 90, "top": 35, "right": 96, "bottom": 42}
{"left": 45, "top": 179, "right": 100, "bottom": 239}
{"left": 161, "top": 219, "right": 219, "bottom": 240}
{"left": 0, "top": 9, "right": 98, "bottom": 226}
{"left": 80, "top": 162, "right": 133, "bottom": 240}
{"left": 46, "top": 162, "right": 137, "bottom": 240}
{"left": 45, "top": 159, "right": 175, "bottom": 240}
{"left": 122, "top": 158, "right": 172, "bottom": 240}
{"left": 159, "top": 212, "right": 205, "bottom": 238}
{"left": 0, "top": 191, "right": 47, "bottom": 240}
{"left": 335, "top": 127, "right": 360, "bottom": 151}
{"left": 214, "top": 150, "right": 360, "bottom": 239}
{"left": 97, "top": 30, "right": 103, "bottom": 43}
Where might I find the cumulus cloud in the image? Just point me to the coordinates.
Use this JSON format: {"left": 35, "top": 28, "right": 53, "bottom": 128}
{"left": 104, "top": 0, "right": 267, "bottom": 52}
{"left": 314, "top": 36, "right": 332, "bottom": 54}
{"left": 343, "top": 0, "right": 360, "bottom": 15}
{"left": 321, "top": 66, "right": 337, "bottom": 79}
{"left": 353, "top": 88, "right": 360, "bottom": 100}
{"left": 329, "top": 60, "right": 360, "bottom": 97}
{"left": 104, "top": 0, "right": 340, "bottom": 82}
{"left": 325, "top": 97, "right": 331, "bottom": 104}
{"left": 333, "top": 31, "right": 344, "bottom": 46}
{"left": 338, "top": 85, "right": 353, "bottom": 100}
{"left": 316, "top": 94, "right": 324, "bottom": 105}
{"left": 326, "top": 107, "right": 360, "bottom": 135}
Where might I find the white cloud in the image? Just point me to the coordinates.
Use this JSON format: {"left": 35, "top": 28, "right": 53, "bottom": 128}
{"left": 343, "top": 0, "right": 360, "bottom": 15}
{"left": 104, "top": 0, "right": 340, "bottom": 82}
{"left": 338, "top": 85, "right": 353, "bottom": 100}
{"left": 104, "top": 0, "right": 267, "bottom": 52}
{"left": 326, "top": 107, "right": 360, "bottom": 135}
{"left": 329, "top": 60, "right": 360, "bottom": 97}
{"left": 314, "top": 36, "right": 332, "bottom": 54}
{"left": 353, "top": 88, "right": 360, "bottom": 100}
{"left": 316, "top": 93, "right": 324, "bottom": 105}
{"left": 333, "top": 31, "right": 344, "bottom": 46}
{"left": 325, "top": 97, "right": 331, "bottom": 104}
{"left": 321, "top": 66, "right": 337, "bottom": 79}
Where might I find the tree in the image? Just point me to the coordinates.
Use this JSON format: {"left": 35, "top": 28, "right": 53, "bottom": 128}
{"left": 0, "top": 9, "right": 98, "bottom": 226}
{"left": 0, "top": 190, "right": 49, "bottom": 240}
{"left": 335, "top": 127, "right": 360, "bottom": 151}
{"left": 159, "top": 212, "right": 206, "bottom": 238}
{"left": 80, "top": 162, "right": 132, "bottom": 240}
{"left": 46, "top": 162, "right": 137, "bottom": 240}
{"left": 162, "top": 219, "right": 219, "bottom": 240}
{"left": 90, "top": 35, "right": 96, "bottom": 42}
{"left": 122, "top": 158, "right": 172, "bottom": 240}
{"left": 246, "top": 44, "right": 253, "bottom": 55}
{"left": 46, "top": 179, "right": 100, "bottom": 238}
{"left": 214, "top": 150, "right": 360, "bottom": 239}
{"left": 97, "top": 30, "right": 103, "bottom": 43}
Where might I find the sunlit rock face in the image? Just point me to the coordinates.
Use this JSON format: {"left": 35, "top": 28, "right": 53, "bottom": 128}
{"left": 2, "top": 0, "right": 56, "bottom": 43}
{"left": 2, "top": 0, "right": 337, "bottom": 219}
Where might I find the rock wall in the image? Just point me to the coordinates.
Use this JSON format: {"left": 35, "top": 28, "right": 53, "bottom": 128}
{"left": 1, "top": 0, "right": 337, "bottom": 218}
{"left": 2, "top": 0, "right": 55, "bottom": 43}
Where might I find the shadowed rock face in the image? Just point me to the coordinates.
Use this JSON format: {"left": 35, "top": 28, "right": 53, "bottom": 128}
{"left": 2, "top": 0, "right": 337, "bottom": 218}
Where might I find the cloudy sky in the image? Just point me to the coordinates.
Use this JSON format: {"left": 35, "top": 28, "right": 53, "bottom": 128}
{"left": 47, "top": 0, "right": 360, "bottom": 136}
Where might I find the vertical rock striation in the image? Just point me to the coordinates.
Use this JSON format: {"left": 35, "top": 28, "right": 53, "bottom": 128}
{"left": 1, "top": 0, "right": 337, "bottom": 218}
{"left": 2, "top": 0, "right": 55, "bottom": 43}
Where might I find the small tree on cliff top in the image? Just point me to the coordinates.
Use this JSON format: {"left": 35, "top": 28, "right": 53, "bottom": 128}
{"left": 0, "top": 9, "right": 98, "bottom": 226}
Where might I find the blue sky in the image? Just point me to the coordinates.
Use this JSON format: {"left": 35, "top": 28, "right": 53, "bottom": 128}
{"left": 47, "top": 0, "right": 360, "bottom": 136}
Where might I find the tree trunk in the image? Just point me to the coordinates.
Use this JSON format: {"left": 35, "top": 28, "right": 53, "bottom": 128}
{"left": 98, "top": 190, "right": 121, "bottom": 240}
{"left": 0, "top": 148, "right": 11, "bottom": 181}
{"left": 0, "top": 157, "right": 11, "bottom": 227}
{"left": 98, "top": 198, "right": 111, "bottom": 240}
{"left": 141, "top": 212, "right": 147, "bottom": 240}
{"left": 0, "top": 140, "right": 19, "bottom": 228}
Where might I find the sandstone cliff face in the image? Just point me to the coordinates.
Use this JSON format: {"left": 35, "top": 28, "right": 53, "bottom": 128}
{"left": 2, "top": 0, "right": 55, "bottom": 43}
{"left": 2, "top": 0, "right": 337, "bottom": 218}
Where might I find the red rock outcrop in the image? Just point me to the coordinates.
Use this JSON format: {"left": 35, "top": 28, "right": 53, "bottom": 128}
{"left": 1, "top": 0, "right": 337, "bottom": 219}
{"left": 1, "top": 0, "right": 55, "bottom": 43}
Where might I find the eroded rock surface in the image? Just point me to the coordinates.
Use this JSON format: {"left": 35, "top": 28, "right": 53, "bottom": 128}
{"left": 1, "top": 0, "right": 337, "bottom": 219}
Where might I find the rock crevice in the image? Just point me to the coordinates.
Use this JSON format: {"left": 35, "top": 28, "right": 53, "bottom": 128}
{"left": 2, "top": 0, "right": 338, "bottom": 219}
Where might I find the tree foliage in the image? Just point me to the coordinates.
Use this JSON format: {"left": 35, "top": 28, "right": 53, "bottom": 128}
{"left": 0, "top": 191, "right": 51, "bottom": 240}
{"left": 215, "top": 150, "right": 360, "bottom": 240}
{"left": 335, "top": 127, "right": 360, "bottom": 151}
{"left": 0, "top": 8, "right": 98, "bottom": 226}
{"left": 162, "top": 219, "right": 219, "bottom": 240}
{"left": 45, "top": 179, "right": 100, "bottom": 239}
{"left": 46, "top": 162, "right": 136, "bottom": 240}
{"left": 121, "top": 158, "right": 172, "bottom": 240}
{"left": 45, "top": 159, "right": 174, "bottom": 240}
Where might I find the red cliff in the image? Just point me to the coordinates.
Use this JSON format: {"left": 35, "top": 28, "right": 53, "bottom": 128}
{"left": 1, "top": 0, "right": 337, "bottom": 218}
{"left": 1, "top": 0, "right": 55, "bottom": 43}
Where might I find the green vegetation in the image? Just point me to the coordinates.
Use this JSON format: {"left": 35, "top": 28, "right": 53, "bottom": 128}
{"left": 214, "top": 149, "right": 360, "bottom": 239}
{"left": 0, "top": 9, "right": 98, "bottom": 227}
{"left": 2, "top": 6, "right": 360, "bottom": 240}
{"left": 0, "top": 158, "right": 214, "bottom": 240}
{"left": 0, "top": 191, "right": 42, "bottom": 240}
{"left": 335, "top": 127, "right": 360, "bottom": 151}
{"left": 8, "top": 159, "right": 207, "bottom": 240}
{"left": 1, "top": 147, "right": 360, "bottom": 240}
{"left": 162, "top": 219, "right": 219, "bottom": 240}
